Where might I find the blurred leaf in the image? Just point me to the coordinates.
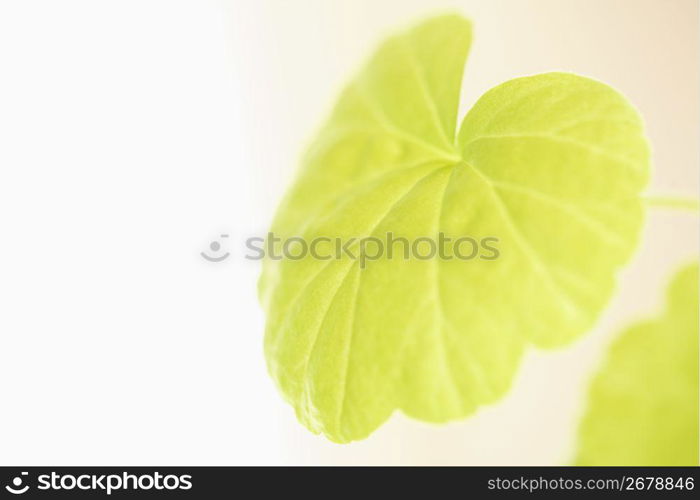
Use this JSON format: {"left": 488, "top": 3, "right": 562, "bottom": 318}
{"left": 576, "top": 262, "right": 699, "bottom": 465}
{"left": 260, "top": 14, "right": 650, "bottom": 443}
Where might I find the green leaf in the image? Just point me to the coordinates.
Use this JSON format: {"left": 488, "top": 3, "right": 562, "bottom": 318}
{"left": 575, "top": 263, "right": 699, "bottom": 466}
{"left": 260, "top": 14, "right": 650, "bottom": 443}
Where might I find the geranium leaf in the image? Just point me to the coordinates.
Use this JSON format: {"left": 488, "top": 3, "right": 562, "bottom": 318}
{"left": 575, "top": 263, "right": 699, "bottom": 466}
{"left": 259, "top": 14, "right": 650, "bottom": 443}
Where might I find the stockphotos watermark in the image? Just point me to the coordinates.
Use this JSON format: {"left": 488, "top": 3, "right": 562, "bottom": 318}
{"left": 243, "top": 232, "right": 500, "bottom": 268}
{"left": 4, "top": 470, "right": 192, "bottom": 495}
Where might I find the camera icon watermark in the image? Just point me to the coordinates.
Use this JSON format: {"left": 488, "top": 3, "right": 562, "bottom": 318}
{"left": 5, "top": 472, "right": 29, "bottom": 495}
{"left": 201, "top": 234, "right": 230, "bottom": 262}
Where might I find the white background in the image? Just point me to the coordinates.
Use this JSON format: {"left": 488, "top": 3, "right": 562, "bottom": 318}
{"left": 0, "top": 0, "right": 697, "bottom": 465}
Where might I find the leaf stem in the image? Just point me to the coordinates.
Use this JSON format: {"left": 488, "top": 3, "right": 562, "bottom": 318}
{"left": 644, "top": 195, "right": 700, "bottom": 213}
